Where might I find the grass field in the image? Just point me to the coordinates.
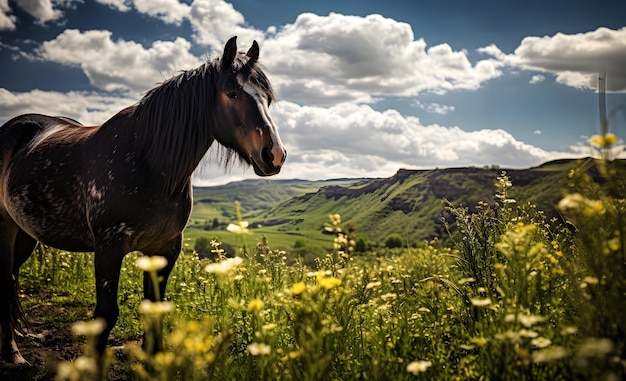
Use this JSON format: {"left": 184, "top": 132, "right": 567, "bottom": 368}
{"left": 9, "top": 158, "right": 625, "bottom": 380}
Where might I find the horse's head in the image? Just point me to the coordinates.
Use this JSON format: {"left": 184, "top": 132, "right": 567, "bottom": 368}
{"left": 213, "top": 36, "right": 286, "bottom": 176}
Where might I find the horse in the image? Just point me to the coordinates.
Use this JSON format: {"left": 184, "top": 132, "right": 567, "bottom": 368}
{"left": 0, "top": 36, "right": 286, "bottom": 366}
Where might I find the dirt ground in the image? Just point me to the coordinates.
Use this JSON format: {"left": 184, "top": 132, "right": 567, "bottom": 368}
{"left": 0, "top": 289, "right": 134, "bottom": 381}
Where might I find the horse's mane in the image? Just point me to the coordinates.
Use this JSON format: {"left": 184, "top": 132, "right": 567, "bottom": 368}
{"left": 133, "top": 54, "right": 275, "bottom": 196}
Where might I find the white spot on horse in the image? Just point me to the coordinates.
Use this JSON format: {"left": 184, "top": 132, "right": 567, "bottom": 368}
{"left": 240, "top": 77, "right": 285, "bottom": 162}
{"left": 89, "top": 182, "right": 103, "bottom": 200}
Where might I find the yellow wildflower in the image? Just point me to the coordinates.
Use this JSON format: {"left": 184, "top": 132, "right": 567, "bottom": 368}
{"left": 226, "top": 221, "right": 250, "bottom": 235}
{"left": 136, "top": 255, "right": 168, "bottom": 272}
{"left": 139, "top": 300, "right": 175, "bottom": 316}
{"left": 247, "top": 299, "right": 265, "bottom": 313}
{"left": 71, "top": 318, "right": 106, "bottom": 337}
{"left": 247, "top": 342, "right": 271, "bottom": 356}
{"left": 204, "top": 257, "right": 243, "bottom": 275}
{"left": 406, "top": 360, "right": 432, "bottom": 375}
{"left": 590, "top": 133, "right": 619, "bottom": 148}
{"left": 318, "top": 276, "right": 341, "bottom": 290}
{"left": 291, "top": 281, "right": 306, "bottom": 296}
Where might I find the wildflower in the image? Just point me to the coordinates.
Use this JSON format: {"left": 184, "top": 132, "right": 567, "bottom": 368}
{"left": 505, "top": 313, "right": 545, "bottom": 328}
{"left": 531, "top": 337, "right": 552, "bottom": 348}
{"left": 607, "top": 237, "right": 620, "bottom": 252}
{"left": 589, "top": 133, "right": 619, "bottom": 148}
{"left": 262, "top": 323, "right": 277, "bottom": 332}
{"left": 470, "top": 336, "right": 488, "bottom": 347}
{"left": 532, "top": 346, "right": 568, "bottom": 363}
{"left": 519, "top": 329, "right": 539, "bottom": 338}
{"left": 557, "top": 193, "right": 605, "bottom": 216}
{"left": 381, "top": 293, "right": 397, "bottom": 301}
{"left": 247, "top": 342, "right": 271, "bottom": 356}
{"left": 71, "top": 318, "right": 106, "bottom": 337}
{"left": 204, "top": 257, "right": 243, "bottom": 275}
{"left": 406, "top": 360, "right": 432, "bottom": 375}
{"left": 583, "top": 276, "right": 599, "bottom": 285}
{"left": 291, "top": 281, "right": 306, "bottom": 296}
{"left": 136, "top": 255, "right": 168, "bottom": 272}
{"left": 329, "top": 213, "right": 341, "bottom": 226}
{"left": 365, "top": 281, "right": 382, "bottom": 289}
{"left": 73, "top": 356, "right": 98, "bottom": 373}
{"left": 226, "top": 221, "right": 250, "bottom": 235}
{"left": 318, "top": 276, "right": 341, "bottom": 290}
{"left": 247, "top": 299, "right": 265, "bottom": 313}
{"left": 457, "top": 277, "right": 475, "bottom": 285}
{"left": 469, "top": 297, "right": 492, "bottom": 307}
{"left": 139, "top": 300, "right": 175, "bottom": 316}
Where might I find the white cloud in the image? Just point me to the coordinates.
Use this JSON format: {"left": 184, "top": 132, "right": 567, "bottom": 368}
{"left": 483, "top": 27, "right": 626, "bottom": 92}
{"left": 94, "top": 0, "right": 189, "bottom": 24}
{"left": 132, "top": 0, "right": 189, "bottom": 25}
{"left": 0, "top": 87, "right": 578, "bottom": 186}
{"left": 188, "top": 0, "right": 264, "bottom": 52}
{"left": 37, "top": 29, "right": 202, "bottom": 94}
{"left": 530, "top": 74, "right": 545, "bottom": 84}
{"left": 94, "top": 0, "right": 130, "bottom": 12}
{"left": 262, "top": 13, "right": 503, "bottom": 105}
{"left": 0, "top": 0, "right": 16, "bottom": 30}
{"left": 0, "top": 88, "right": 135, "bottom": 126}
{"left": 261, "top": 101, "right": 573, "bottom": 183}
{"left": 414, "top": 100, "right": 455, "bottom": 115}
{"left": 534, "top": 130, "right": 542, "bottom": 135}
{"left": 15, "top": 0, "right": 63, "bottom": 24}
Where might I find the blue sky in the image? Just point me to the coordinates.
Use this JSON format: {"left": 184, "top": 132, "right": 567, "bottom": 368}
{"left": 1, "top": 0, "right": 625, "bottom": 184}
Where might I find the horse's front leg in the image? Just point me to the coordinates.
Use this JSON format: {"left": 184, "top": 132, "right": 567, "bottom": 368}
{"left": 142, "top": 236, "right": 182, "bottom": 354}
{"left": 92, "top": 239, "right": 126, "bottom": 365}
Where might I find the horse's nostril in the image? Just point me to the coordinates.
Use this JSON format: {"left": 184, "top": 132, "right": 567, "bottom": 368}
{"left": 262, "top": 146, "right": 274, "bottom": 165}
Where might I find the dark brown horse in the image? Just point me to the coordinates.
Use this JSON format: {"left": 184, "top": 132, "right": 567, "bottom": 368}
{"left": 0, "top": 37, "right": 286, "bottom": 365}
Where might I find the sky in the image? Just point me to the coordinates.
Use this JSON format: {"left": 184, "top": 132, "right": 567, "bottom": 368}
{"left": 1, "top": 0, "right": 625, "bottom": 185}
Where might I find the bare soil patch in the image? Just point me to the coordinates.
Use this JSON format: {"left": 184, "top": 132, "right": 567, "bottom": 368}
{"left": 0, "top": 289, "right": 135, "bottom": 381}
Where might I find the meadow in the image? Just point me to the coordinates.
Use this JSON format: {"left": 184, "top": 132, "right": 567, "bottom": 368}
{"left": 9, "top": 155, "right": 625, "bottom": 380}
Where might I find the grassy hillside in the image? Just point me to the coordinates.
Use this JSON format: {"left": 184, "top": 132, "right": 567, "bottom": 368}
{"left": 186, "top": 158, "right": 626, "bottom": 255}
{"left": 185, "top": 178, "right": 365, "bottom": 252}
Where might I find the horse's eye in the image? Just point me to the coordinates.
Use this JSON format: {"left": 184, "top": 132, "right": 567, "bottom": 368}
{"left": 227, "top": 92, "right": 238, "bottom": 99}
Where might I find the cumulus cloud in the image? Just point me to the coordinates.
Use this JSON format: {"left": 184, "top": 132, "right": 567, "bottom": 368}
{"left": 261, "top": 13, "right": 503, "bottom": 105}
{"left": 37, "top": 29, "right": 202, "bottom": 94}
{"left": 263, "top": 101, "right": 571, "bottom": 182}
{"left": 530, "top": 74, "right": 545, "bottom": 84}
{"left": 94, "top": 0, "right": 189, "bottom": 25}
{"left": 0, "top": 0, "right": 16, "bottom": 30}
{"left": 483, "top": 27, "right": 626, "bottom": 92}
{"left": 188, "top": 0, "right": 264, "bottom": 51}
{"left": 94, "top": 0, "right": 130, "bottom": 11}
{"left": 0, "top": 86, "right": 577, "bottom": 185}
{"left": 15, "top": 0, "right": 62, "bottom": 24}
{"left": 132, "top": 0, "right": 189, "bottom": 24}
{"left": 0, "top": 88, "right": 135, "bottom": 126}
{"left": 414, "top": 100, "right": 456, "bottom": 115}
{"left": 0, "top": 0, "right": 66, "bottom": 29}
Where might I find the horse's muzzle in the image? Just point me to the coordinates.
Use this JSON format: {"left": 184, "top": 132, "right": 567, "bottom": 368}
{"left": 253, "top": 146, "right": 286, "bottom": 176}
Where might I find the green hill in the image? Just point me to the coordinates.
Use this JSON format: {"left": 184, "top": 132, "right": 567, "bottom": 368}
{"left": 186, "top": 158, "right": 625, "bottom": 255}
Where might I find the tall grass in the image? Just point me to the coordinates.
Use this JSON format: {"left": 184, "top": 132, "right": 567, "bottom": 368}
{"left": 19, "top": 164, "right": 625, "bottom": 380}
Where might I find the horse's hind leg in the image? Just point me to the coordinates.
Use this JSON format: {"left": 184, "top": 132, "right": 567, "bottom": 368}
{"left": 0, "top": 214, "right": 28, "bottom": 364}
{"left": 12, "top": 230, "right": 37, "bottom": 328}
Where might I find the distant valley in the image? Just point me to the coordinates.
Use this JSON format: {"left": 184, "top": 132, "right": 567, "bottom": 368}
{"left": 185, "top": 158, "right": 624, "bottom": 256}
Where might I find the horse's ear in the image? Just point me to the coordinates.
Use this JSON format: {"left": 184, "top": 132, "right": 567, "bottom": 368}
{"left": 221, "top": 36, "right": 238, "bottom": 71}
{"left": 246, "top": 40, "right": 259, "bottom": 65}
